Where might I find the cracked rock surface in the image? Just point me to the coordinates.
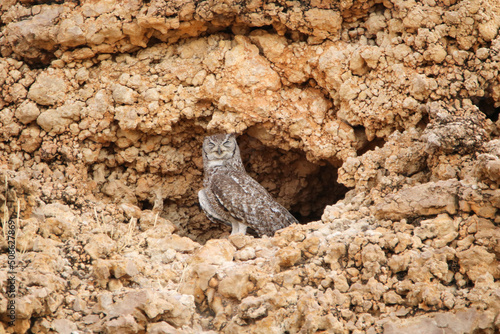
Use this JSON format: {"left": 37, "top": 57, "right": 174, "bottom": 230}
{"left": 1, "top": 0, "right": 500, "bottom": 333}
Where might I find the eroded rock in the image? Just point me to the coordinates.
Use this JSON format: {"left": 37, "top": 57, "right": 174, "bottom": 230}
{"left": 1, "top": 0, "right": 500, "bottom": 333}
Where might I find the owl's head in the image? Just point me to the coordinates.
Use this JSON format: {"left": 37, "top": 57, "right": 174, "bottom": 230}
{"left": 202, "top": 133, "right": 242, "bottom": 169}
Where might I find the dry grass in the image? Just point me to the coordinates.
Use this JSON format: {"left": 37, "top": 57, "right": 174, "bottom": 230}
{"left": 93, "top": 207, "right": 104, "bottom": 234}
{"left": 117, "top": 217, "right": 137, "bottom": 252}
{"left": 92, "top": 205, "right": 147, "bottom": 253}
{"left": 176, "top": 260, "right": 190, "bottom": 292}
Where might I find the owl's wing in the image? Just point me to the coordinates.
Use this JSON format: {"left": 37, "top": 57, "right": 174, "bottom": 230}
{"left": 209, "top": 170, "right": 298, "bottom": 236}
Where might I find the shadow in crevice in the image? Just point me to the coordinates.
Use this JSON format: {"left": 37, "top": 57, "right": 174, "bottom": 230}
{"left": 290, "top": 163, "right": 349, "bottom": 223}
{"left": 349, "top": 125, "right": 387, "bottom": 156}
{"left": 474, "top": 96, "right": 500, "bottom": 122}
{"left": 356, "top": 137, "right": 386, "bottom": 156}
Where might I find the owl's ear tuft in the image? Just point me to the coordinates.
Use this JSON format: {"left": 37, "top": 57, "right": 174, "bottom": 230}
{"left": 225, "top": 133, "right": 236, "bottom": 142}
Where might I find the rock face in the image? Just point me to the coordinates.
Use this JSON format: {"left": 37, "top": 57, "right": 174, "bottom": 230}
{"left": 1, "top": 0, "right": 500, "bottom": 333}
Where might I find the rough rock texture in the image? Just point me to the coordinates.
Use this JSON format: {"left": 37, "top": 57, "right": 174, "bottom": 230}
{"left": 1, "top": 0, "right": 500, "bottom": 333}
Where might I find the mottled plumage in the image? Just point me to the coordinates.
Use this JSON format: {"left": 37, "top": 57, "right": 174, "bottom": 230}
{"left": 198, "top": 133, "right": 298, "bottom": 237}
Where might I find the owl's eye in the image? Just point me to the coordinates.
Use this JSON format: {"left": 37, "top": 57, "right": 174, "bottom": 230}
{"left": 207, "top": 142, "right": 215, "bottom": 149}
{"left": 222, "top": 141, "right": 232, "bottom": 148}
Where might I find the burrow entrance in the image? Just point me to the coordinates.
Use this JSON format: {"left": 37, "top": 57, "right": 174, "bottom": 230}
{"left": 239, "top": 134, "right": 349, "bottom": 221}
{"left": 474, "top": 96, "right": 500, "bottom": 123}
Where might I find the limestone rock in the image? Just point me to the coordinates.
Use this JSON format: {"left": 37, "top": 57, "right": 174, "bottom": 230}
{"left": 37, "top": 102, "right": 83, "bottom": 134}
{"left": 190, "top": 239, "right": 235, "bottom": 265}
{"left": 19, "top": 125, "right": 42, "bottom": 153}
{"left": 84, "top": 234, "right": 116, "bottom": 259}
{"left": 413, "top": 214, "right": 458, "bottom": 248}
{"left": 159, "top": 234, "right": 199, "bottom": 253}
{"left": 218, "top": 266, "right": 255, "bottom": 301}
{"left": 112, "top": 84, "right": 138, "bottom": 105}
{"left": 51, "top": 319, "right": 77, "bottom": 334}
{"left": 15, "top": 100, "right": 40, "bottom": 124}
{"left": 383, "top": 308, "right": 496, "bottom": 334}
{"left": 276, "top": 246, "right": 301, "bottom": 268}
{"left": 374, "top": 180, "right": 460, "bottom": 220}
{"left": 147, "top": 322, "right": 181, "bottom": 334}
{"left": 28, "top": 73, "right": 67, "bottom": 106}
{"left": 104, "top": 314, "right": 143, "bottom": 334}
{"left": 305, "top": 8, "right": 342, "bottom": 40}
{"left": 457, "top": 246, "right": 500, "bottom": 282}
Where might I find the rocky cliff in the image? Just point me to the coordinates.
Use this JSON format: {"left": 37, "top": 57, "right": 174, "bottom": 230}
{"left": 0, "top": 0, "right": 499, "bottom": 333}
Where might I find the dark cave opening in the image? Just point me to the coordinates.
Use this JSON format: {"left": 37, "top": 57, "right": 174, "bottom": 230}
{"left": 290, "top": 163, "right": 349, "bottom": 223}
{"left": 356, "top": 136, "right": 386, "bottom": 156}
{"left": 474, "top": 96, "right": 500, "bottom": 122}
{"left": 348, "top": 125, "right": 387, "bottom": 156}
{"left": 139, "top": 199, "right": 154, "bottom": 211}
{"left": 237, "top": 134, "right": 350, "bottom": 225}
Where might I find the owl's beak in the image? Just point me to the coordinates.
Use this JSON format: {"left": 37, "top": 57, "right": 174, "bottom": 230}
{"left": 217, "top": 146, "right": 222, "bottom": 155}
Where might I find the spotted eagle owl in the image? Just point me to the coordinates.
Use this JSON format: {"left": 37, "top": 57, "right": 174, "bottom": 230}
{"left": 198, "top": 133, "right": 298, "bottom": 237}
